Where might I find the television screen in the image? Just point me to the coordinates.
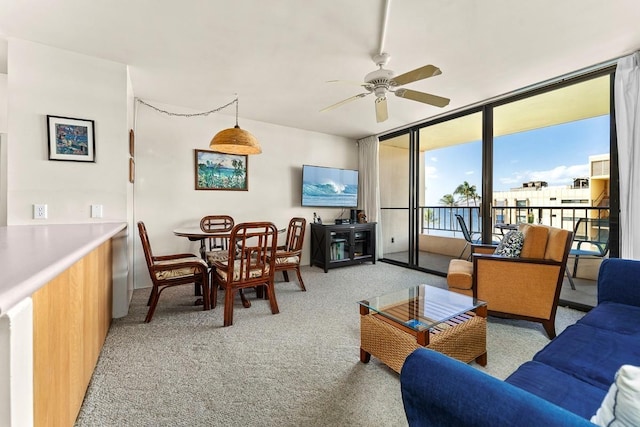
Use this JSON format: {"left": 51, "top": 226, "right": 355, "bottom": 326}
{"left": 301, "top": 165, "right": 359, "bottom": 208}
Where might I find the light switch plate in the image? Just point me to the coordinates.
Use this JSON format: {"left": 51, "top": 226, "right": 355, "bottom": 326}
{"left": 91, "top": 204, "right": 103, "bottom": 218}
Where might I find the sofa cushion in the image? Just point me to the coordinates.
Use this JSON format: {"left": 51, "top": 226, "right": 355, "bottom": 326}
{"left": 506, "top": 361, "right": 607, "bottom": 419}
{"left": 532, "top": 323, "right": 640, "bottom": 390}
{"left": 577, "top": 301, "right": 640, "bottom": 335}
{"left": 519, "top": 224, "right": 549, "bottom": 259}
{"left": 494, "top": 230, "right": 524, "bottom": 257}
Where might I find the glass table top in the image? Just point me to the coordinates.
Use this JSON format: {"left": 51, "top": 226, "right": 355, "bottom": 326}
{"left": 358, "top": 284, "right": 486, "bottom": 332}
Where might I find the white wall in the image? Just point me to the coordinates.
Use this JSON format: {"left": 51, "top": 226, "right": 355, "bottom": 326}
{"left": 6, "top": 39, "right": 128, "bottom": 225}
{"left": 0, "top": 74, "right": 7, "bottom": 133}
{"left": 133, "top": 101, "right": 356, "bottom": 288}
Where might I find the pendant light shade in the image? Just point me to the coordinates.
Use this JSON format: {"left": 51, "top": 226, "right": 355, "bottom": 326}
{"left": 210, "top": 97, "right": 261, "bottom": 155}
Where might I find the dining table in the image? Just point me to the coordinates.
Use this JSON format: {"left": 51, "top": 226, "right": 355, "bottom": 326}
{"left": 173, "top": 226, "right": 286, "bottom": 302}
{"left": 173, "top": 227, "right": 231, "bottom": 260}
{"left": 173, "top": 227, "right": 231, "bottom": 300}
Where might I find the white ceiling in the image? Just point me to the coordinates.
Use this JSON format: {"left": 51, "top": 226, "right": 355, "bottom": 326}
{"left": 1, "top": 0, "right": 639, "bottom": 140}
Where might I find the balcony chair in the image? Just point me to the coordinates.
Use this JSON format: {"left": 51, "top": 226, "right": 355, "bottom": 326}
{"left": 447, "top": 223, "right": 573, "bottom": 338}
{"left": 272, "top": 217, "right": 307, "bottom": 291}
{"left": 455, "top": 214, "right": 481, "bottom": 260}
{"left": 565, "top": 217, "right": 610, "bottom": 290}
{"left": 209, "top": 221, "right": 279, "bottom": 327}
{"left": 138, "top": 221, "right": 210, "bottom": 323}
{"left": 455, "top": 214, "right": 500, "bottom": 260}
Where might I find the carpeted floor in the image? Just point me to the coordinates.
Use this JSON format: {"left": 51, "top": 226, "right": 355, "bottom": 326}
{"left": 75, "top": 262, "right": 585, "bottom": 427}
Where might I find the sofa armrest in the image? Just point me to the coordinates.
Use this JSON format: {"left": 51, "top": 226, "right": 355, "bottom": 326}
{"left": 598, "top": 258, "right": 640, "bottom": 306}
{"left": 400, "top": 348, "right": 594, "bottom": 427}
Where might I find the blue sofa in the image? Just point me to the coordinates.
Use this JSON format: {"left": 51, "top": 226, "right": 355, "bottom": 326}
{"left": 400, "top": 258, "right": 640, "bottom": 426}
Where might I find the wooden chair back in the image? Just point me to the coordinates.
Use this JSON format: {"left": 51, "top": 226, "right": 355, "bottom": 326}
{"left": 200, "top": 215, "right": 234, "bottom": 250}
{"left": 211, "top": 221, "right": 280, "bottom": 326}
{"left": 282, "top": 217, "right": 306, "bottom": 253}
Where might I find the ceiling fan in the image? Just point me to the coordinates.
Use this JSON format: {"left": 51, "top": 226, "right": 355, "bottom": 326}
{"left": 320, "top": 52, "right": 450, "bottom": 123}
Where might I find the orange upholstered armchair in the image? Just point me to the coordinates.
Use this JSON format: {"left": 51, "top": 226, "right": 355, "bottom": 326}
{"left": 447, "top": 223, "right": 573, "bottom": 339}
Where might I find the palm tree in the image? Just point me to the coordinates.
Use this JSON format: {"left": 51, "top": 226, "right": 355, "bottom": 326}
{"left": 439, "top": 194, "right": 456, "bottom": 206}
{"left": 454, "top": 181, "right": 477, "bottom": 206}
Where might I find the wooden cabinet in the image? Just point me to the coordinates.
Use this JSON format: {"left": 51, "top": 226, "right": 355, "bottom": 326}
{"left": 310, "top": 222, "right": 376, "bottom": 272}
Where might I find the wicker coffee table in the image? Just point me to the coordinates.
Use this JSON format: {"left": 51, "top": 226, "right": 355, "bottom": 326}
{"left": 358, "top": 284, "right": 487, "bottom": 373}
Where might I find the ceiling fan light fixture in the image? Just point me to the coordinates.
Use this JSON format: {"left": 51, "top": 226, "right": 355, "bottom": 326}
{"left": 209, "top": 97, "right": 262, "bottom": 155}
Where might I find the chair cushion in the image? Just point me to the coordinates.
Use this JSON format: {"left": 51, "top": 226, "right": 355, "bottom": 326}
{"left": 214, "top": 260, "right": 271, "bottom": 282}
{"left": 205, "top": 250, "right": 229, "bottom": 266}
{"left": 447, "top": 259, "right": 473, "bottom": 290}
{"left": 274, "top": 253, "right": 300, "bottom": 265}
{"left": 494, "top": 230, "right": 524, "bottom": 257}
{"left": 519, "top": 224, "right": 549, "bottom": 259}
{"left": 591, "top": 364, "right": 640, "bottom": 426}
{"left": 154, "top": 256, "right": 207, "bottom": 280}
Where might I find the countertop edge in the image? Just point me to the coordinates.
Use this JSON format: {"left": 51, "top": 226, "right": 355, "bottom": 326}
{"left": 0, "top": 222, "right": 127, "bottom": 316}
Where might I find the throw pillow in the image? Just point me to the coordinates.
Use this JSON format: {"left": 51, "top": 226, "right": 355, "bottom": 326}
{"left": 494, "top": 230, "right": 524, "bottom": 257}
{"left": 591, "top": 364, "right": 640, "bottom": 426}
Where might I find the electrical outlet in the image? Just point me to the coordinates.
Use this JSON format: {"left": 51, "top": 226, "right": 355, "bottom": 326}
{"left": 33, "top": 204, "right": 48, "bottom": 219}
{"left": 391, "top": 237, "right": 395, "bottom": 243}
{"left": 91, "top": 204, "right": 103, "bottom": 218}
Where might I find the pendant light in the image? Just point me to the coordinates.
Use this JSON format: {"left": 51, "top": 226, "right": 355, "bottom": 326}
{"left": 210, "top": 97, "right": 261, "bottom": 155}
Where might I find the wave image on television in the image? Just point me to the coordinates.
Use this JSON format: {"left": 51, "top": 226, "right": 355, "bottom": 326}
{"left": 302, "top": 165, "right": 358, "bottom": 208}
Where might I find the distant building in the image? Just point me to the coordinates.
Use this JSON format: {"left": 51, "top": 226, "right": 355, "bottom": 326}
{"left": 493, "top": 154, "right": 609, "bottom": 227}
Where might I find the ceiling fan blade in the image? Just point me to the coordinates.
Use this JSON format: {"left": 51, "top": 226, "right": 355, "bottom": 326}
{"left": 320, "top": 93, "right": 370, "bottom": 112}
{"left": 395, "top": 88, "right": 450, "bottom": 108}
{"left": 390, "top": 64, "right": 442, "bottom": 86}
{"left": 375, "top": 97, "right": 388, "bottom": 123}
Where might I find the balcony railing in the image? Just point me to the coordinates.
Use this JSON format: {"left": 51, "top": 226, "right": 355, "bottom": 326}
{"left": 419, "top": 205, "right": 610, "bottom": 236}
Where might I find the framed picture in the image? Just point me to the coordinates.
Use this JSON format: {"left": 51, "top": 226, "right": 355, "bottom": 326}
{"left": 195, "top": 149, "right": 248, "bottom": 191}
{"left": 47, "top": 115, "right": 96, "bottom": 162}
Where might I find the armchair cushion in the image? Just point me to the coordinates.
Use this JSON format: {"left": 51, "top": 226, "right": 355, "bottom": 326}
{"left": 494, "top": 230, "right": 524, "bottom": 257}
{"left": 519, "top": 223, "right": 549, "bottom": 258}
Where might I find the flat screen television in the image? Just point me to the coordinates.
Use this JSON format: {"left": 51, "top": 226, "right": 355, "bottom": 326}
{"left": 301, "top": 165, "right": 359, "bottom": 208}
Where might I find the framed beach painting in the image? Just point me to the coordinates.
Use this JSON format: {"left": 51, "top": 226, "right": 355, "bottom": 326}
{"left": 194, "top": 149, "right": 248, "bottom": 191}
{"left": 47, "top": 115, "right": 96, "bottom": 162}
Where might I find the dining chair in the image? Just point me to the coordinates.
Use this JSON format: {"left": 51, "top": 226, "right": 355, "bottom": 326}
{"left": 200, "top": 214, "right": 234, "bottom": 252}
{"left": 209, "top": 221, "right": 279, "bottom": 326}
{"left": 138, "top": 221, "right": 210, "bottom": 322}
{"left": 272, "top": 217, "right": 307, "bottom": 291}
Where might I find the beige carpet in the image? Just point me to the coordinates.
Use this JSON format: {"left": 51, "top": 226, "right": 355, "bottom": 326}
{"left": 75, "top": 262, "right": 585, "bottom": 427}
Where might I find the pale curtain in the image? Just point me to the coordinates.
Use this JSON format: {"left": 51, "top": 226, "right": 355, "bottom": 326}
{"left": 358, "top": 135, "right": 382, "bottom": 258}
{"left": 614, "top": 52, "right": 640, "bottom": 259}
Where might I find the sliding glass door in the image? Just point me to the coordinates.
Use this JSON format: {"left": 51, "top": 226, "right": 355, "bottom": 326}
{"left": 378, "top": 69, "right": 617, "bottom": 309}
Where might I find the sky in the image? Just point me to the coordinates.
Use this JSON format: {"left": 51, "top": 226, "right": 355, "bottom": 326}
{"left": 424, "top": 115, "right": 610, "bottom": 205}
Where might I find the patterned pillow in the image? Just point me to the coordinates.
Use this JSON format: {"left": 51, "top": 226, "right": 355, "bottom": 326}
{"left": 494, "top": 230, "right": 524, "bottom": 257}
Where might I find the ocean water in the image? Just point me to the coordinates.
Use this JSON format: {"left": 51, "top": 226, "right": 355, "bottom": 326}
{"left": 302, "top": 182, "right": 358, "bottom": 207}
